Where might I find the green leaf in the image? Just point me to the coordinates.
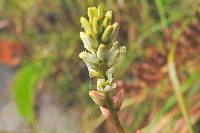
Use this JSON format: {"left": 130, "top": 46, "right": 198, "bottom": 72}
{"left": 12, "top": 60, "right": 51, "bottom": 124}
{"left": 8, "top": 0, "right": 35, "bottom": 11}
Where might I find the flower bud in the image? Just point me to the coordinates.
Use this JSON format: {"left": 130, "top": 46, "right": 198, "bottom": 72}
{"left": 79, "top": 51, "right": 89, "bottom": 61}
{"left": 89, "top": 91, "right": 106, "bottom": 106}
{"left": 107, "top": 42, "right": 120, "bottom": 66}
{"left": 97, "top": 79, "right": 106, "bottom": 91}
{"left": 88, "top": 7, "right": 98, "bottom": 22}
{"left": 104, "top": 85, "right": 112, "bottom": 92}
{"left": 80, "top": 32, "right": 94, "bottom": 53}
{"left": 92, "top": 17, "right": 102, "bottom": 37}
{"left": 87, "top": 33, "right": 99, "bottom": 49}
{"left": 113, "top": 89, "right": 124, "bottom": 110}
{"left": 97, "top": 44, "right": 108, "bottom": 61}
{"left": 101, "top": 25, "right": 113, "bottom": 44}
{"left": 88, "top": 67, "right": 100, "bottom": 78}
{"left": 80, "top": 17, "right": 92, "bottom": 33}
{"left": 103, "top": 11, "right": 112, "bottom": 29}
{"left": 79, "top": 52, "right": 98, "bottom": 69}
{"left": 98, "top": 5, "right": 105, "bottom": 20}
{"left": 107, "top": 72, "right": 113, "bottom": 83}
{"left": 108, "top": 49, "right": 119, "bottom": 66}
{"left": 108, "top": 42, "right": 119, "bottom": 53}
{"left": 111, "top": 22, "right": 120, "bottom": 41}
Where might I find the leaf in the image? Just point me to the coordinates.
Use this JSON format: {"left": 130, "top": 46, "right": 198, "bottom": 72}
{"left": 12, "top": 60, "right": 51, "bottom": 124}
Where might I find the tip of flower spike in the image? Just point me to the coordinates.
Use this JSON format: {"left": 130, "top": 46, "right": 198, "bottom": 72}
{"left": 88, "top": 7, "right": 98, "bottom": 22}
{"left": 88, "top": 7, "right": 98, "bottom": 13}
{"left": 98, "top": 4, "right": 105, "bottom": 19}
{"left": 88, "top": 7, "right": 97, "bottom": 9}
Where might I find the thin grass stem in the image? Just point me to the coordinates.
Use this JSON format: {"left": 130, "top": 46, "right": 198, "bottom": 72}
{"left": 168, "top": 46, "right": 194, "bottom": 133}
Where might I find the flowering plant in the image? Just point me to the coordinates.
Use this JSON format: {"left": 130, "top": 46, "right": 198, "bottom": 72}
{"left": 79, "top": 5, "right": 126, "bottom": 133}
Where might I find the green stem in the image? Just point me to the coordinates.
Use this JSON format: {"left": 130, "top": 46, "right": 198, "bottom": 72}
{"left": 155, "top": 0, "right": 167, "bottom": 26}
{"left": 100, "top": 59, "right": 125, "bottom": 132}
{"left": 168, "top": 46, "right": 194, "bottom": 133}
{"left": 104, "top": 93, "right": 125, "bottom": 133}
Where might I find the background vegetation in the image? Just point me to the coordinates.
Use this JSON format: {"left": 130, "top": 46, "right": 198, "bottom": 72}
{"left": 0, "top": 0, "right": 200, "bottom": 132}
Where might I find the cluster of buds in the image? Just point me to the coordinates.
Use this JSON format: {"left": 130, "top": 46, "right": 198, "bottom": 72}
{"left": 79, "top": 5, "right": 126, "bottom": 117}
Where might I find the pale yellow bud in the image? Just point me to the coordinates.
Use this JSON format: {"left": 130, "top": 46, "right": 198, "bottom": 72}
{"left": 87, "top": 33, "right": 99, "bottom": 49}
{"left": 88, "top": 7, "right": 98, "bottom": 22}
{"left": 88, "top": 67, "right": 100, "bottom": 78}
{"left": 97, "top": 44, "right": 108, "bottom": 61}
{"left": 101, "top": 25, "right": 113, "bottom": 44}
{"left": 102, "top": 11, "right": 112, "bottom": 29}
{"left": 108, "top": 48, "right": 120, "bottom": 66}
{"left": 92, "top": 17, "right": 102, "bottom": 37}
{"left": 98, "top": 5, "right": 105, "bottom": 20}
{"left": 80, "top": 17, "right": 92, "bottom": 33}
{"left": 111, "top": 23, "right": 120, "bottom": 41}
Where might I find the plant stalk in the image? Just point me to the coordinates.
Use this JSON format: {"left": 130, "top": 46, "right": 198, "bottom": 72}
{"left": 104, "top": 93, "right": 125, "bottom": 133}
{"left": 100, "top": 61, "right": 125, "bottom": 133}
{"left": 168, "top": 46, "right": 194, "bottom": 133}
{"left": 155, "top": 0, "right": 167, "bottom": 26}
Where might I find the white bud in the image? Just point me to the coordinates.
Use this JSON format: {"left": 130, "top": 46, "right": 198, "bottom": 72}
{"left": 108, "top": 48, "right": 120, "bottom": 66}
{"left": 79, "top": 52, "right": 98, "bottom": 69}
{"left": 80, "top": 32, "right": 94, "bottom": 53}
{"left": 88, "top": 67, "right": 100, "bottom": 78}
{"left": 104, "top": 85, "right": 111, "bottom": 92}
{"left": 97, "top": 79, "right": 106, "bottom": 91}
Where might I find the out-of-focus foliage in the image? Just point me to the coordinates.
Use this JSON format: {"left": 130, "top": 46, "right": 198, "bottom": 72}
{"left": 12, "top": 60, "right": 52, "bottom": 124}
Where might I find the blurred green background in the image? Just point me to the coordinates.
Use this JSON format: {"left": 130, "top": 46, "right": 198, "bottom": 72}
{"left": 0, "top": 0, "right": 200, "bottom": 133}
